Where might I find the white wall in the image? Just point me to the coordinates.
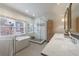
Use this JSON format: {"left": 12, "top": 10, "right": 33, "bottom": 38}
{"left": 0, "top": 4, "right": 28, "bottom": 21}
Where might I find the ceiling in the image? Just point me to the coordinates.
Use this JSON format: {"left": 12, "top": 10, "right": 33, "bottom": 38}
{"left": 2, "top": 3, "right": 69, "bottom": 20}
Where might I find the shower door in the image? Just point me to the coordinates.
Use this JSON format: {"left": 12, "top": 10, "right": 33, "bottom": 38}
{"left": 33, "top": 18, "right": 47, "bottom": 42}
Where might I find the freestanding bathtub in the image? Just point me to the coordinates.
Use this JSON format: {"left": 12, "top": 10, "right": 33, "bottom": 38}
{"left": 16, "top": 36, "right": 31, "bottom": 53}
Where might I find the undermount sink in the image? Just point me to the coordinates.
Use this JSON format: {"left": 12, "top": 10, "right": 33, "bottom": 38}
{"left": 70, "top": 36, "right": 79, "bottom": 44}
{"left": 55, "top": 37, "right": 70, "bottom": 41}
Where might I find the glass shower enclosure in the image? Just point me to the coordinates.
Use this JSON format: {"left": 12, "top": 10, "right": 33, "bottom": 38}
{"left": 28, "top": 17, "right": 47, "bottom": 44}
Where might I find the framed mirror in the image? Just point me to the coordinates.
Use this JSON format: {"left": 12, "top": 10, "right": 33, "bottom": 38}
{"left": 64, "top": 3, "right": 79, "bottom": 40}
{"left": 64, "top": 3, "right": 72, "bottom": 35}
{"left": 64, "top": 8, "right": 69, "bottom": 34}
{"left": 70, "top": 3, "right": 79, "bottom": 39}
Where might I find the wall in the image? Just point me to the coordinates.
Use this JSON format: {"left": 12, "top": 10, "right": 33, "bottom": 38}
{"left": 0, "top": 4, "right": 28, "bottom": 21}
{"left": 53, "top": 17, "right": 64, "bottom": 33}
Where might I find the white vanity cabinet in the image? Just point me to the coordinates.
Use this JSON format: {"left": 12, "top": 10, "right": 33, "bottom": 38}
{"left": 0, "top": 36, "right": 15, "bottom": 56}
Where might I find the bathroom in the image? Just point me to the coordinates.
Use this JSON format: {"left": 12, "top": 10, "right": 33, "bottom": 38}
{"left": 1, "top": 3, "right": 79, "bottom": 56}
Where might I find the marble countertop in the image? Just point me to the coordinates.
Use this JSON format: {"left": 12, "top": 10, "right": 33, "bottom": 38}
{"left": 42, "top": 33, "right": 79, "bottom": 56}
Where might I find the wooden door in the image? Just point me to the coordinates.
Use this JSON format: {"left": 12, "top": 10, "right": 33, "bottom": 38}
{"left": 76, "top": 17, "right": 79, "bottom": 32}
{"left": 47, "top": 20, "right": 53, "bottom": 41}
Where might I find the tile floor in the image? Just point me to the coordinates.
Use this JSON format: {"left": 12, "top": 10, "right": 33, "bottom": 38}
{"left": 16, "top": 41, "right": 47, "bottom": 56}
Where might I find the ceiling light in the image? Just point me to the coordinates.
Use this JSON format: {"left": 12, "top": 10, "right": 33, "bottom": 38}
{"left": 25, "top": 10, "right": 29, "bottom": 13}
{"left": 62, "top": 18, "right": 64, "bottom": 22}
{"left": 33, "top": 13, "right": 35, "bottom": 16}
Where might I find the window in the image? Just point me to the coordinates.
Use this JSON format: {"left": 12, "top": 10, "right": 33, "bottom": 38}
{"left": 0, "top": 17, "right": 15, "bottom": 36}
{"left": 28, "top": 23, "right": 34, "bottom": 33}
{"left": 0, "top": 16, "right": 25, "bottom": 36}
{"left": 15, "top": 21, "right": 25, "bottom": 35}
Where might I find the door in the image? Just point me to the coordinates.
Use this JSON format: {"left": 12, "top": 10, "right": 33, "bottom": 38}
{"left": 76, "top": 17, "right": 79, "bottom": 32}
{"left": 47, "top": 20, "right": 53, "bottom": 41}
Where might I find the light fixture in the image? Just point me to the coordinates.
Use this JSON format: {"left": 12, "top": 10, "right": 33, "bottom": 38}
{"left": 25, "top": 10, "right": 29, "bottom": 13}
{"left": 62, "top": 18, "right": 64, "bottom": 22}
{"left": 33, "top": 13, "right": 35, "bottom": 16}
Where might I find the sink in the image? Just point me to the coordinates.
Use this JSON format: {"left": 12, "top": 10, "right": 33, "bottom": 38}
{"left": 71, "top": 34, "right": 79, "bottom": 40}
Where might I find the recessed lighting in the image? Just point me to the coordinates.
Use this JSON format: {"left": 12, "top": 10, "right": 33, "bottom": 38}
{"left": 25, "top": 10, "right": 29, "bottom": 13}
{"left": 33, "top": 13, "right": 35, "bottom": 16}
{"left": 62, "top": 18, "right": 64, "bottom": 22}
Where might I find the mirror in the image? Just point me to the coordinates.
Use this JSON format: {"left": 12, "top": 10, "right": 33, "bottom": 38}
{"left": 64, "top": 8, "right": 69, "bottom": 34}
{"left": 64, "top": 3, "right": 72, "bottom": 35}
{"left": 64, "top": 3, "right": 79, "bottom": 40}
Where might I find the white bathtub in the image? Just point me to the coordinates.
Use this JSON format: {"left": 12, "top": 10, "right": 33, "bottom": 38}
{"left": 16, "top": 36, "right": 31, "bottom": 52}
